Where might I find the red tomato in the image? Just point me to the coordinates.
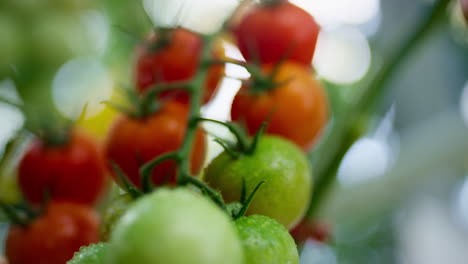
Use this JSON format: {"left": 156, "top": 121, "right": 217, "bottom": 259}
{"left": 5, "top": 202, "right": 100, "bottom": 264}
{"left": 234, "top": 0, "right": 320, "bottom": 66}
{"left": 461, "top": 0, "right": 468, "bottom": 21}
{"left": 105, "top": 101, "right": 206, "bottom": 188}
{"left": 231, "top": 62, "right": 328, "bottom": 150}
{"left": 135, "top": 27, "right": 223, "bottom": 104}
{"left": 18, "top": 130, "right": 107, "bottom": 205}
{"left": 289, "top": 219, "right": 330, "bottom": 245}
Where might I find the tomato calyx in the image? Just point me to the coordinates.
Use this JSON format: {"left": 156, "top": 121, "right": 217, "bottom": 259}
{"left": 0, "top": 201, "right": 39, "bottom": 227}
{"left": 144, "top": 27, "right": 175, "bottom": 53}
{"left": 195, "top": 117, "right": 268, "bottom": 158}
{"left": 260, "top": 0, "right": 287, "bottom": 7}
{"left": 104, "top": 83, "right": 191, "bottom": 119}
{"left": 229, "top": 178, "right": 265, "bottom": 219}
{"left": 110, "top": 162, "right": 143, "bottom": 199}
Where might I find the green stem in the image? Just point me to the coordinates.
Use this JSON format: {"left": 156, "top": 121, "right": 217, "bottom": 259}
{"left": 0, "top": 96, "right": 22, "bottom": 109}
{"left": 182, "top": 175, "right": 227, "bottom": 211}
{"left": 0, "top": 202, "right": 27, "bottom": 227}
{"left": 140, "top": 34, "right": 228, "bottom": 210}
{"left": 307, "top": 0, "right": 451, "bottom": 216}
{"left": 140, "top": 152, "right": 180, "bottom": 193}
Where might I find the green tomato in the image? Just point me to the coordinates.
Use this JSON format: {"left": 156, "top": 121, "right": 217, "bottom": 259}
{"left": 235, "top": 215, "right": 299, "bottom": 264}
{"left": 107, "top": 188, "right": 244, "bottom": 264}
{"left": 100, "top": 193, "right": 133, "bottom": 241}
{"left": 67, "top": 243, "right": 108, "bottom": 264}
{"left": 204, "top": 135, "right": 312, "bottom": 229}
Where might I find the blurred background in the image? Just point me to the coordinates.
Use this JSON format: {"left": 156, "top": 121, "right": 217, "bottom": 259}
{"left": 0, "top": 0, "right": 467, "bottom": 263}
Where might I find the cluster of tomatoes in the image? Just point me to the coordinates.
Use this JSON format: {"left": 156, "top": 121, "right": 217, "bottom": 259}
{"left": 1, "top": 0, "right": 330, "bottom": 263}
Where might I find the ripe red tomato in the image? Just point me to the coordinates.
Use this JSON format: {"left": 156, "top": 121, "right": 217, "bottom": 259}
{"left": 135, "top": 27, "right": 223, "bottom": 104}
{"left": 105, "top": 101, "right": 206, "bottom": 188}
{"left": 234, "top": 0, "right": 320, "bottom": 66}
{"left": 289, "top": 219, "right": 330, "bottom": 245}
{"left": 18, "top": 130, "right": 107, "bottom": 205}
{"left": 231, "top": 62, "right": 328, "bottom": 150}
{"left": 5, "top": 202, "right": 100, "bottom": 264}
{"left": 461, "top": 0, "right": 468, "bottom": 21}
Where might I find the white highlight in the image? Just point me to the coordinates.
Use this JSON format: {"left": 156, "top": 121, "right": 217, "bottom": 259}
{"left": 313, "top": 26, "right": 371, "bottom": 84}
{"left": 143, "top": 0, "right": 238, "bottom": 34}
{"left": 52, "top": 57, "right": 113, "bottom": 119}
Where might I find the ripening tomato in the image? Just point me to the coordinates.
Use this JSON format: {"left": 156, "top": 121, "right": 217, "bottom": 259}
{"left": 231, "top": 62, "right": 328, "bottom": 150}
{"left": 107, "top": 188, "right": 244, "bottom": 264}
{"left": 135, "top": 27, "right": 223, "bottom": 104}
{"left": 18, "top": 130, "right": 107, "bottom": 205}
{"left": 204, "top": 135, "right": 312, "bottom": 230}
{"left": 234, "top": 0, "right": 320, "bottom": 65}
{"left": 105, "top": 101, "right": 206, "bottom": 188}
{"left": 5, "top": 202, "right": 100, "bottom": 264}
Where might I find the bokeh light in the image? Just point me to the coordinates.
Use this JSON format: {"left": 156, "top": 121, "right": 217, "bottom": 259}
{"left": 291, "top": 0, "right": 380, "bottom": 26}
{"left": 300, "top": 240, "right": 337, "bottom": 264}
{"left": 52, "top": 57, "right": 113, "bottom": 119}
{"left": 456, "top": 177, "right": 468, "bottom": 229}
{"left": 143, "top": 0, "right": 238, "bottom": 34}
{"left": 80, "top": 10, "right": 109, "bottom": 55}
{"left": 338, "top": 138, "right": 390, "bottom": 185}
{"left": 398, "top": 200, "right": 468, "bottom": 264}
{"left": 460, "top": 80, "right": 468, "bottom": 126}
{"left": 313, "top": 26, "right": 371, "bottom": 85}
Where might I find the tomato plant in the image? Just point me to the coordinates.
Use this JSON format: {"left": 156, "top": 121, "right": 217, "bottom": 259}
{"left": 18, "top": 130, "right": 107, "bottom": 205}
{"left": 105, "top": 101, "right": 206, "bottom": 188}
{"left": 135, "top": 27, "right": 223, "bottom": 104}
{"left": 231, "top": 62, "right": 328, "bottom": 150}
{"left": 107, "top": 188, "right": 244, "bottom": 264}
{"left": 204, "top": 135, "right": 312, "bottom": 230}
{"left": 235, "top": 214, "right": 299, "bottom": 264}
{"left": 234, "top": 0, "right": 320, "bottom": 65}
{"left": 5, "top": 202, "right": 100, "bottom": 264}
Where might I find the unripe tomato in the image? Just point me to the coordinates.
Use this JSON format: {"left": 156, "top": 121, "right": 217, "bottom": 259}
{"left": 100, "top": 193, "right": 133, "bottom": 241}
{"left": 204, "top": 135, "right": 312, "bottom": 229}
{"left": 107, "top": 188, "right": 244, "bottom": 264}
{"left": 68, "top": 243, "right": 108, "bottom": 264}
{"left": 235, "top": 215, "right": 299, "bottom": 264}
{"left": 135, "top": 28, "right": 223, "bottom": 104}
{"left": 5, "top": 202, "right": 100, "bottom": 264}
{"left": 105, "top": 101, "right": 206, "bottom": 188}
{"left": 231, "top": 62, "right": 328, "bottom": 150}
{"left": 234, "top": 0, "right": 320, "bottom": 65}
{"left": 18, "top": 130, "right": 107, "bottom": 205}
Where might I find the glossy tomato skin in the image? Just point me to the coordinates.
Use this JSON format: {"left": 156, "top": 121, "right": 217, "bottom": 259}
{"left": 105, "top": 102, "right": 206, "bottom": 188}
{"left": 107, "top": 188, "right": 244, "bottom": 264}
{"left": 18, "top": 130, "right": 107, "bottom": 205}
{"left": 235, "top": 215, "right": 299, "bottom": 264}
{"left": 204, "top": 135, "right": 312, "bottom": 230}
{"left": 231, "top": 62, "right": 328, "bottom": 151}
{"left": 135, "top": 28, "right": 223, "bottom": 104}
{"left": 234, "top": 1, "right": 320, "bottom": 66}
{"left": 5, "top": 202, "right": 100, "bottom": 264}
